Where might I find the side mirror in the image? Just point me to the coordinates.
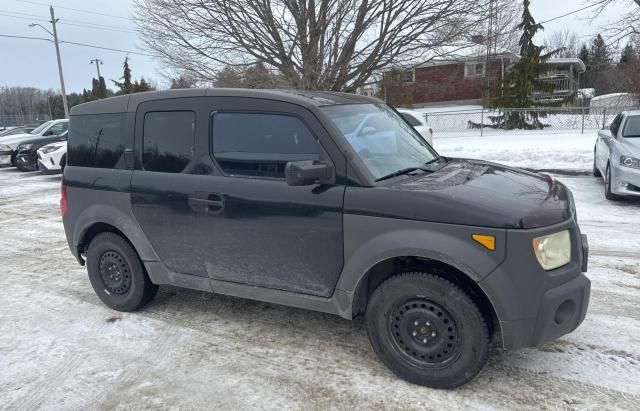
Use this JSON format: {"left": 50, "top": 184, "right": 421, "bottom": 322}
{"left": 285, "top": 160, "right": 334, "bottom": 186}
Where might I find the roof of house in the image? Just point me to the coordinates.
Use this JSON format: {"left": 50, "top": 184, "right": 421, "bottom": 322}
{"left": 544, "top": 58, "right": 586, "bottom": 72}
{"left": 70, "top": 89, "right": 379, "bottom": 115}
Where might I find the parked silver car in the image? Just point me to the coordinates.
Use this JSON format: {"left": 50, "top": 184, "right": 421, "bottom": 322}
{"left": 594, "top": 111, "right": 640, "bottom": 200}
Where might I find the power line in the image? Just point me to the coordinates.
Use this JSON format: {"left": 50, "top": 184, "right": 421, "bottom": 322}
{"left": 0, "top": 32, "right": 158, "bottom": 57}
{"left": 0, "top": 10, "right": 138, "bottom": 34}
{"left": 15, "top": 0, "right": 130, "bottom": 21}
{"left": 539, "top": 4, "right": 600, "bottom": 24}
{"left": 0, "top": 9, "right": 137, "bottom": 32}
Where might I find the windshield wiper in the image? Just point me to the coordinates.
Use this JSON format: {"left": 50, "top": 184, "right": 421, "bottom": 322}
{"left": 376, "top": 167, "right": 430, "bottom": 182}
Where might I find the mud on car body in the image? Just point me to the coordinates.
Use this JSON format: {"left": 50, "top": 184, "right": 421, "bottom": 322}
{"left": 61, "top": 89, "right": 590, "bottom": 389}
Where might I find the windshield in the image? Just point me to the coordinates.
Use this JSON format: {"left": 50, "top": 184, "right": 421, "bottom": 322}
{"left": 30, "top": 121, "right": 53, "bottom": 135}
{"left": 623, "top": 116, "right": 640, "bottom": 137}
{"left": 321, "top": 103, "right": 437, "bottom": 180}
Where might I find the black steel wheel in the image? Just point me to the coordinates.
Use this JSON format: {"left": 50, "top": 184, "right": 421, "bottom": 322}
{"left": 389, "top": 299, "right": 460, "bottom": 366}
{"left": 99, "top": 250, "right": 131, "bottom": 295}
{"left": 366, "top": 272, "right": 490, "bottom": 389}
{"left": 87, "top": 232, "right": 158, "bottom": 311}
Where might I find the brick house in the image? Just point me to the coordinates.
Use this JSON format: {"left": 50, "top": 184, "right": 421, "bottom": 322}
{"left": 390, "top": 53, "right": 585, "bottom": 107}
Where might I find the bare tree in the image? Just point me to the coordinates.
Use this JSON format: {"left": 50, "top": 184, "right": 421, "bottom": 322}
{"left": 134, "top": 0, "right": 500, "bottom": 91}
{"left": 591, "top": 0, "right": 640, "bottom": 43}
{"left": 544, "top": 30, "right": 580, "bottom": 58}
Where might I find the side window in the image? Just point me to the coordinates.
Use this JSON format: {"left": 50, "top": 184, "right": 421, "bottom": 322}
{"left": 143, "top": 111, "right": 195, "bottom": 173}
{"left": 48, "top": 122, "right": 68, "bottom": 135}
{"left": 212, "top": 112, "right": 323, "bottom": 179}
{"left": 400, "top": 113, "right": 421, "bottom": 127}
{"left": 68, "top": 114, "right": 127, "bottom": 168}
{"left": 610, "top": 114, "right": 623, "bottom": 136}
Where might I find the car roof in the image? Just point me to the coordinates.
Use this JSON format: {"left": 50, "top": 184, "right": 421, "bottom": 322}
{"left": 622, "top": 110, "right": 640, "bottom": 117}
{"left": 70, "top": 89, "right": 381, "bottom": 116}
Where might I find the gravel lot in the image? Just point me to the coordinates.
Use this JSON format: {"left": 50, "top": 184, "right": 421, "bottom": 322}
{"left": 1, "top": 166, "right": 640, "bottom": 410}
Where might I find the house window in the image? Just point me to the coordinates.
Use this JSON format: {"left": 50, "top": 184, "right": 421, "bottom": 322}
{"left": 402, "top": 70, "right": 415, "bottom": 83}
{"left": 465, "top": 63, "right": 484, "bottom": 77}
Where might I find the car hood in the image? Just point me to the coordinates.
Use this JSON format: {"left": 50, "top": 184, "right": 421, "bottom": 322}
{"left": 0, "top": 133, "right": 43, "bottom": 146}
{"left": 351, "top": 158, "right": 573, "bottom": 229}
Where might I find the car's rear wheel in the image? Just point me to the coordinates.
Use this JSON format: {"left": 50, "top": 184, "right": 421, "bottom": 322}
{"left": 86, "top": 232, "right": 158, "bottom": 311}
{"left": 365, "top": 272, "right": 490, "bottom": 389}
{"left": 593, "top": 149, "right": 601, "bottom": 177}
{"left": 604, "top": 163, "right": 621, "bottom": 201}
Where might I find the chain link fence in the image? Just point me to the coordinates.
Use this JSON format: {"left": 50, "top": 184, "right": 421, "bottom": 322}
{"left": 422, "top": 106, "right": 640, "bottom": 137}
{"left": 0, "top": 114, "right": 50, "bottom": 129}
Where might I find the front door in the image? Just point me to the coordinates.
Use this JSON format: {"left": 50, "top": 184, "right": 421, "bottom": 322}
{"left": 131, "top": 97, "right": 346, "bottom": 298}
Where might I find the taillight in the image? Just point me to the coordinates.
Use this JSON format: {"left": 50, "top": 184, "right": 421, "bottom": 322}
{"left": 60, "top": 184, "right": 67, "bottom": 216}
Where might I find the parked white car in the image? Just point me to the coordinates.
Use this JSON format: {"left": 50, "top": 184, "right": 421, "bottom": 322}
{"left": 397, "top": 108, "right": 434, "bottom": 146}
{"left": 37, "top": 140, "right": 67, "bottom": 173}
{"left": 594, "top": 110, "right": 640, "bottom": 200}
{"left": 0, "top": 119, "right": 68, "bottom": 167}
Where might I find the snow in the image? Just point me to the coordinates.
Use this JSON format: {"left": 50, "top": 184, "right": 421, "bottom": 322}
{"left": 435, "top": 131, "right": 597, "bottom": 172}
{"left": 2, "top": 147, "right": 640, "bottom": 408}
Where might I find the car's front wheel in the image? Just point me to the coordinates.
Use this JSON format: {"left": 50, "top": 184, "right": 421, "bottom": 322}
{"left": 593, "top": 149, "right": 601, "bottom": 177}
{"left": 605, "top": 163, "right": 621, "bottom": 201}
{"left": 86, "top": 232, "right": 158, "bottom": 311}
{"left": 366, "top": 272, "right": 490, "bottom": 389}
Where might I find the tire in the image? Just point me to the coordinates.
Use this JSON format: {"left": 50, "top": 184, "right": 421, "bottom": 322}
{"left": 86, "top": 232, "right": 159, "bottom": 312}
{"left": 604, "top": 164, "right": 621, "bottom": 201}
{"left": 593, "top": 149, "right": 601, "bottom": 177}
{"left": 366, "top": 272, "right": 490, "bottom": 389}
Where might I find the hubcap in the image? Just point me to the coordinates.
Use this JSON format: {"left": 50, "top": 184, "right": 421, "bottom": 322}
{"left": 99, "top": 251, "right": 131, "bottom": 294}
{"left": 390, "top": 299, "right": 459, "bottom": 365}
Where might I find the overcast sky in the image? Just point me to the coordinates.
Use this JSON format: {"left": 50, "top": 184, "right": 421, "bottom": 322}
{"left": 0, "top": 0, "right": 628, "bottom": 93}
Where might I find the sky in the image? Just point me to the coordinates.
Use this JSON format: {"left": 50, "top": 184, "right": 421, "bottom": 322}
{"left": 0, "top": 0, "right": 629, "bottom": 93}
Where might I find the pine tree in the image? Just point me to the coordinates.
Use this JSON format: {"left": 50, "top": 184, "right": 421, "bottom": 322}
{"left": 132, "top": 77, "right": 153, "bottom": 93}
{"left": 112, "top": 57, "right": 133, "bottom": 94}
{"left": 486, "top": 0, "right": 559, "bottom": 129}
{"left": 587, "top": 34, "right": 613, "bottom": 94}
{"left": 578, "top": 44, "right": 591, "bottom": 88}
{"left": 620, "top": 43, "right": 636, "bottom": 65}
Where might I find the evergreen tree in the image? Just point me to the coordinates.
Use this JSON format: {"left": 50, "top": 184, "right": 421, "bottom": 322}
{"left": 620, "top": 43, "right": 636, "bottom": 65}
{"left": 486, "top": 0, "right": 559, "bottom": 129}
{"left": 112, "top": 57, "right": 133, "bottom": 94}
{"left": 578, "top": 44, "right": 592, "bottom": 88}
{"left": 132, "top": 77, "right": 153, "bottom": 93}
{"left": 587, "top": 34, "right": 613, "bottom": 94}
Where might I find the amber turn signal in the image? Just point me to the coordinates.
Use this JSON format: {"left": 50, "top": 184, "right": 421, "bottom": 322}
{"left": 472, "top": 234, "right": 495, "bottom": 250}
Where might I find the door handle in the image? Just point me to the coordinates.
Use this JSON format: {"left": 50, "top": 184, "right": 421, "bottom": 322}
{"left": 189, "top": 192, "right": 225, "bottom": 213}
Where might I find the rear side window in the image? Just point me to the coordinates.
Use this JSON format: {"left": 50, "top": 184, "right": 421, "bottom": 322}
{"left": 212, "top": 112, "right": 323, "bottom": 179}
{"left": 400, "top": 113, "right": 421, "bottom": 127}
{"left": 143, "top": 111, "right": 195, "bottom": 173}
{"left": 68, "top": 114, "right": 128, "bottom": 168}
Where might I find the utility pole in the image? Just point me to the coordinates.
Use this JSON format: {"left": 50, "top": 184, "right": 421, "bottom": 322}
{"left": 90, "top": 58, "right": 103, "bottom": 79}
{"left": 49, "top": 6, "right": 68, "bottom": 118}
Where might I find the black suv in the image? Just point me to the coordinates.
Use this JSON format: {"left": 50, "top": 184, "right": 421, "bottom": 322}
{"left": 62, "top": 89, "right": 590, "bottom": 389}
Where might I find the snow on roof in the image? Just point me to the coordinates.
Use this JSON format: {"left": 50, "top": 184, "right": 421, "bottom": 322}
{"left": 544, "top": 58, "right": 586, "bottom": 72}
{"left": 590, "top": 93, "right": 637, "bottom": 108}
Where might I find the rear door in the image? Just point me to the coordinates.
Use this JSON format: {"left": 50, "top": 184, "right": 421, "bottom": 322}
{"left": 131, "top": 97, "right": 346, "bottom": 298}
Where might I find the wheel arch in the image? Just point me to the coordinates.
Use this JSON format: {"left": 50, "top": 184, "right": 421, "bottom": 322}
{"left": 351, "top": 255, "right": 500, "bottom": 337}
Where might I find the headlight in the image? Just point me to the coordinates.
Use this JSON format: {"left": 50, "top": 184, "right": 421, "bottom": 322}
{"left": 620, "top": 155, "right": 640, "bottom": 169}
{"left": 532, "top": 230, "right": 571, "bottom": 270}
{"left": 40, "top": 143, "right": 65, "bottom": 154}
{"left": 18, "top": 143, "right": 33, "bottom": 150}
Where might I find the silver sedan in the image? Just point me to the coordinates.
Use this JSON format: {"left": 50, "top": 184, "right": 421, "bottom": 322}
{"left": 594, "top": 110, "right": 640, "bottom": 200}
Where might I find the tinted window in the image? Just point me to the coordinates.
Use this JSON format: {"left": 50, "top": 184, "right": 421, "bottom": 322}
{"left": 143, "top": 111, "right": 195, "bottom": 173}
{"left": 622, "top": 116, "right": 640, "bottom": 138}
{"left": 400, "top": 113, "right": 421, "bottom": 127}
{"left": 68, "top": 114, "right": 128, "bottom": 168}
{"left": 212, "top": 112, "right": 322, "bottom": 178}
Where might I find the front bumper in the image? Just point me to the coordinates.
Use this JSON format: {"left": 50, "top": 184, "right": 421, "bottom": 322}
{"left": 15, "top": 153, "right": 37, "bottom": 170}
{"left": 479, "top": 218, "right": 590, "bottom": 350}
{"left": 611, "top": 162, "right": 640, "bottom": 196}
